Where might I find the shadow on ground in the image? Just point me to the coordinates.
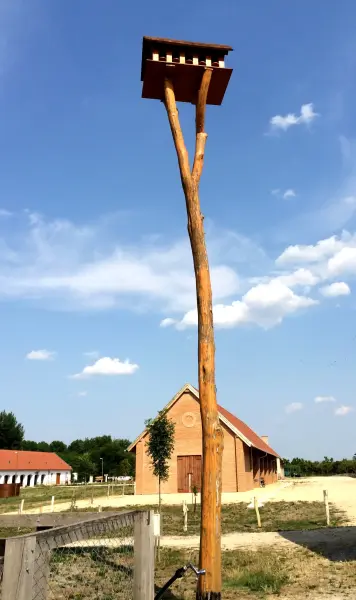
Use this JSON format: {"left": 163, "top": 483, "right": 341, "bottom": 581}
{"left": 154, "top": 584, "right": 180, "bottom": 599}
{"left": 279, "top": 526, "right": 356, "bottom": 561}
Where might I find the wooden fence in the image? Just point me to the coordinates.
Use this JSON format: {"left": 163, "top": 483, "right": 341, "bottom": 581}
{"left": 1, "top": 509, "right": 154, "bottom": 600}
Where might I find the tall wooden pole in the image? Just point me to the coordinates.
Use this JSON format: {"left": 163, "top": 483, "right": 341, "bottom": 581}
{"left": 164, "top": 69, "right": 224, "bottom": 600}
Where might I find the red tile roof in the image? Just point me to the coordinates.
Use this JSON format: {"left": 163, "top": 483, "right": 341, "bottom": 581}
{"left": 218, "top": 404, "right": 279, "bottom": 457}
{"left": 0, "top": 450, "right": 72, "bottom": 471}
{"left": 191, "top": 384, "right": 279, "bottom": 457}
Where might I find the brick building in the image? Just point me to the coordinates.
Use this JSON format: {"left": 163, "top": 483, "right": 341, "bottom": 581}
{"left": 128, "top": 383, "right": 280, "bottom": 494}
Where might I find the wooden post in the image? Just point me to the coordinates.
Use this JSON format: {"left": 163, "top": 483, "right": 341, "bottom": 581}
{"left": 2, "top": 536, "right": 36, "bottom": 600}
{"left": 164, "top": 69, "right": 224, "bottom": 599}
{"left": 50, "top": 496, "right": 54, "bottom": 513}
{"left": 123, "top": 482, "right": 126, "bottom": 496}
{"left": 18, "top": 499, "right": 24, "bottom": 515}
{"left": 91, "top": 489, "right": 94, "bottom": 505}
{"left": 133, "top": 510, "right": 154, "bottom": 600}
{"left": 107, "top": 484, "right": 110, "bottom": 497}
{"left": 323, "top": 490, "right": 330, "bottom": 526}
{"left": 183, "top": 500, "right": 188, "bottom": 532}
{"left": 254, "top": 497, "right": 262, "bottom": 528}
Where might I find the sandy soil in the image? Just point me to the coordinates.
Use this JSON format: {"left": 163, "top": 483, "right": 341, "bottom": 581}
{"left": 161, "top": 526, "right": 356, "bottom": 558}
{"left": 13, "top": 476, "right": 356, "bottom": 525}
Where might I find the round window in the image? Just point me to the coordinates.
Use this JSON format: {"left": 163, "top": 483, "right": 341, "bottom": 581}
{"left": 182, "top": 412, "right": 196, "bottom": 428}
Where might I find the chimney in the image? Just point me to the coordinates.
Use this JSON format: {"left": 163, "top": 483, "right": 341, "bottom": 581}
{"left": 261, "top": 436, "right": 269, "bottom": 446}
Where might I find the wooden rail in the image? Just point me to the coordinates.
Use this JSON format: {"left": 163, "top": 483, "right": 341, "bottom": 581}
{"left": 0, "top": 511, "right": 121, "bottom": 528}
{"left": 1, "top": 509, "right": 154, "bottom": 600}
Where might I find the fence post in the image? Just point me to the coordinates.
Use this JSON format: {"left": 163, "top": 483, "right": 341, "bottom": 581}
{"left": 323, "top": 489, "right": 330, "bottom": 526}
{"left": 254, "top": 497, "right": 262, "bottom": 528}
{"left": 18, "top": 499, "right": 24, "bottom": 515}
{"left": 2, "top": 536, "right": 36, "bottom": 600}
{"left": 134, "top": 510, "right": 154, "bottom": 600}
{"left": 50, "top": 496, "right": 55, "bottom": 512}
{"left": 183, "top": 500, "right": 188, "bottom": 532}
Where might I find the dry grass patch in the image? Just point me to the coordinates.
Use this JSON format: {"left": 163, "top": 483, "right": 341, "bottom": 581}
{"left": 95, "top": 501, "right": 346, "bottom": 536}
{"left": 156, "top": 546, "right": 356, "bottom": 599}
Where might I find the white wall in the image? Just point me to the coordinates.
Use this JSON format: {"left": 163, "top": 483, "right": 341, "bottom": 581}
{"left": 0, "top": 470, "right": 71, "bottom": 486}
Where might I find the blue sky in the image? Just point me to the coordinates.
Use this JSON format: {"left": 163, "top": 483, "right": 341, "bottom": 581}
{"left": 1, "top": 0, "right": 356, "bottom": 459}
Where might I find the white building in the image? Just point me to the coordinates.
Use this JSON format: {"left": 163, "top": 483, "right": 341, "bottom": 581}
{"left": 0, "top": 450, "right": 72, "bottom": 487}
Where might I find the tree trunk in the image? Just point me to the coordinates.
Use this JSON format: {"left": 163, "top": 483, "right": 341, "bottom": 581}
{"left": 158, "top": 475, "right": 161, "bottom": 562}
{"left": 163, "top": 70, "right": 224, "bottom": 600}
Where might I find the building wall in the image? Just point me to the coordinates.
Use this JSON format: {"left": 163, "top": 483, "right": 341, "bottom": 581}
{"left": 135, "top": 390, "right": 238, "bottom": 494}
{"left": 136, "top": 390, "right": 204, "bottom": 494}
{"left": 0, "top": 470, "right": 71, "bottom": 486}
{"left": 133, "top": 389, "right": 278, "bottom": 495}
{"left": 235, "top": 437, "right": 254, "bottom": 492}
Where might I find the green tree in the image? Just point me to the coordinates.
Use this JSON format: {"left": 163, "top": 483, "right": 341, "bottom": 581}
{"left": 117, "top": 458, "right": 132, "bottom": 476}
{"left": 22, "top": 440, "right": 39, "bottom": 451}
{"left": 50, "top": 441, "right": 67, "bottom": 453}
{"left": 37, "top": 441, "right": 51, "bottom": 452}
{"left": 74, "top": 453, "right": 96, "bottom": 482}
{"left": 0, "top": 411, "right": 24, "bottom": 449}
{"left": 145, "top": 411, "right": 175, "bottom": 515}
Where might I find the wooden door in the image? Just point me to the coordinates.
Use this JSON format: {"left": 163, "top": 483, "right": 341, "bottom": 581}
{"left": 56, "top": 473, "right": 61, "bottom": 485}
{"left": 177, "top": 455, "right": 201, "bottom": 493}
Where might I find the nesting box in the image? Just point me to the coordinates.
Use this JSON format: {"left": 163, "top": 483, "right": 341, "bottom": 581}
{"left": 141, "top": 36, "right": 233, "bottom": 105}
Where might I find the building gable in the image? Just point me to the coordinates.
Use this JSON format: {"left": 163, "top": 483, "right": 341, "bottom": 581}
{"left": 128, "top": 383, "right": 279, "bottom": 458}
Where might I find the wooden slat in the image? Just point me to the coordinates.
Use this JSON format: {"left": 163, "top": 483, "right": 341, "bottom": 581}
{"left": 0, "top": 511, "right": 124, "bottom": 529}
{"left": 2, "top": 536, "right": 36, "bottom": 600}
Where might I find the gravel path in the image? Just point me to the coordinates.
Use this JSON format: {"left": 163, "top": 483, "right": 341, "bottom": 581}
{"left": 161, "top": 526, "right": 356, "bottom": 560}
{"left": 12, "top": 476, "right": 356, "bottom": 525}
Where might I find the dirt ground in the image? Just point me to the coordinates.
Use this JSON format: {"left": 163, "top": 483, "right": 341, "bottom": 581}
{"left": 161, "top": 526, "right": 356, "bottom": 559}
{"left": 13, "top": 475, "right": 356, "bottom": 518}
{"left": 10, "top": 476, "right": 356, "bottom": 599}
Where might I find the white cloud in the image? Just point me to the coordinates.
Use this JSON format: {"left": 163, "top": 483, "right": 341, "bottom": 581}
{"left": 71, "top": 357, "right": 139, "bottom": 379}
{"left": 0, "top": 212, "right": 241, "bottom": 313}
{"left": 3, "top": 212, "right": 356, "bottom": 334}
{"left": 78, "top": 391, "right": 88, "bottom": 397}
{"left": 283, "top": 189, "right": 296, "bottom": 199}
{"left": 314, "top": 395, "right": 336, "bottom": 403}
{"left": 319, "top": 282, "right": 350, "bottom": 297}
{"left": 335, "top": 405, "right": 354, "bottom": 416}
{"left": 83, "top": 351, "right": 100, "bottom": 359}
{"left": 160, "top": 318, "right": 177, "bottom": 328}
{"left": 173, "top": 279, "right": 317, "bottom": 330}
{"left": 276, "top": 233, "right": 356, "bottom": 287}
{"left": 0, "top": 209, "right": 12, "bottom": 217}
{"left": 270, "top": 103, "right": 318, "bottom": 131}
{"left": 271, "top": 189, "right": 297, "bottom": 200}
{"left": 276, "top": 268, "right": 319, "bottom": 288}
{"left": 26, "top": 349, "right": 55, "bottom": 361}
{"left": 285, "top": 402, "right": 303, "bottom": 414}
{"left": 276, "top": 234, "right": 353, "bottom": 265}
{"left": 328, "top": 247, "right": 356, "bottom": 276}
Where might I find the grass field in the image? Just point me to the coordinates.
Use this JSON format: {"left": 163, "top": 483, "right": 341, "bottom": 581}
{"left": 0, "top": 483, "right": 134, "bottom": 514}
{"left": 156, "top": 546, "right": 356, "bottom": 599}
{"left": 77, "top": 501, "right": 346, "bottom": 535}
